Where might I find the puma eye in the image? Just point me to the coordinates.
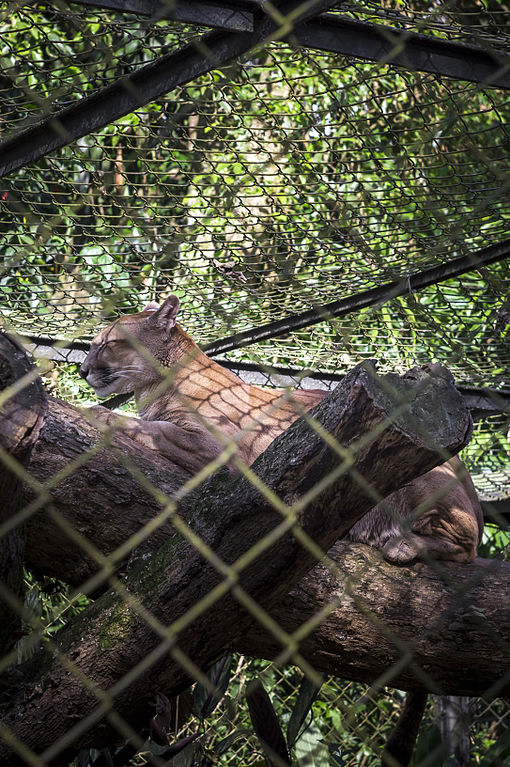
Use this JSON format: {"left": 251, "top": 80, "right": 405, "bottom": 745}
{"left": 96, "top": 339, "right": 125, "bottom": 356}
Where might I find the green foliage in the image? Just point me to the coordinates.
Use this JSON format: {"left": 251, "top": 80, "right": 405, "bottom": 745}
{"left": 287, "top": 675, "right": 324, "bottom": 749}
{"left": 478, "top": 728, "right": 510, "bottom": 766}
{"left": 193, "top": 656, "right": 234, "bottom": 720}
{"left": 2, "top": 5, "right": 509, "bottom": 390}
{"left": 1, "top": 4, "right": 509, "bottom": 765}
{"left": 410, "top": 725, "right": 445, "bottom": 767}
{"left": 478, "top": 524, "right": 510, "bottom": 560}
{"left": 14, "top": 571, "right": 89, "bottom": 665}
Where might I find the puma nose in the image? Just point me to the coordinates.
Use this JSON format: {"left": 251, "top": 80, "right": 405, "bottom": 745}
{"left": 79, "top": 365, "right": 89, "bottom": 380}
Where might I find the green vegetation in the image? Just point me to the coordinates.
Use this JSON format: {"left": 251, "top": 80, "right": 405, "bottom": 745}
{"left": 1, "top": 1, "right": 509, "bottom": 765}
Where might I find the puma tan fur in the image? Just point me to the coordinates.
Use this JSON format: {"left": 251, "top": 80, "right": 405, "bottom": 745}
{"left": 81, "top": 295, "right": 483, "bottom": 565}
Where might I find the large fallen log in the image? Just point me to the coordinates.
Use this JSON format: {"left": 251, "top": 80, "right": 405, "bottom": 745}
{"left": 238, "top": 540, "right": 510, "bottom": 699}
{"left": 0, "top": 352, "right": 474, "bottom": 765}
{"left": 24, "top": 396, "right": 191, "bottom": 588}
{"left": 0, "top": 334, "right": 46, "bottom": 650}
{"left": 19, "top": 390, "right": 510, "bottom": 702}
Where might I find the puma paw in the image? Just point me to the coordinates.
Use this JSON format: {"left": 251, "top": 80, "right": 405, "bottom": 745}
{"left": 382, "top": 537, "right": 418, "bottom": 566}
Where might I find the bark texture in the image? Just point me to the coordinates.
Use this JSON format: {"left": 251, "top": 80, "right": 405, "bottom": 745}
{"left": 0, "top": 333, "right": 46, "bottom": 650}
{"left": 24, "top": 396, "right": 190, "bottom": 588}
{"left": 238, "top": 541, "right": 510, "bottom": 698}
{"left": 21, "top": 397, "right": 510, "bottom": 700}
{"left": 0, "top": 358, "right": 477, "bottom": 765}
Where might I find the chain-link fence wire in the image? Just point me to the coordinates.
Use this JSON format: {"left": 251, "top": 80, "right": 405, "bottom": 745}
{"left": 152, "top": 657, "right": 510, "bottom": 767}
{"left": 0, "top": 0, "right": 510, "bottom": 765}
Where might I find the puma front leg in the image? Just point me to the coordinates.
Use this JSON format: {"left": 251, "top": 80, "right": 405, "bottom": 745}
{"left": 87, "top": 405, "right": 229, "bottom": 474}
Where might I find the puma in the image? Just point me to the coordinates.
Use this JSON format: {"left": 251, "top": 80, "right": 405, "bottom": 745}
{"left": 80, "top": 295, "right": 483, "bottom": 566}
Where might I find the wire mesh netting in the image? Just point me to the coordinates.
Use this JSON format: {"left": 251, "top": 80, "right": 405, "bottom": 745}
{"left": 0, "top": 1, "right": 510, "bottom": 766}
{"left": 329, "top": 0, "right": 510, "bottom": 46}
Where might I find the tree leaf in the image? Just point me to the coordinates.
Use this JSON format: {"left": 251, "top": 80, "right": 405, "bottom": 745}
{"left": 327, "top": 742, "right": 346, "bottom": 766}
{"left": 294, "top": 722, "right": 329, "bottom": 767}
{"left": 112, "top": 740, "right": 139, "bottom": 767}
{"left": 246, "top": 679, "right": 291, "bottom": 767}
{"left": 478, "top": 728, "right": 510, "bottom": 767}
{"left": 410, "top": 725, "right": 445, "bottom": 767}
{"left": 172, "top": 741, "right": 199, "bottom": 767}
{"left": 90, "top": 749, "right": 114, "bottom": 767}
{"left": 160, "top": 733, "right": 201, "bottom": 764}
{"left": 287, "top": 674, "right": 324, "bottom": 748}
{"left": 78, "top": 751, "right": 93, "bottom": 767}
{"left": 214, "top": 728, "right": 252, "bottom": 757}
{"left": 193, "top": 656, "right": 233, "bottom": 718}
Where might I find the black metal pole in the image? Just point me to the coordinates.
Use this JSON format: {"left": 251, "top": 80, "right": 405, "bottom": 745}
{"left": 292, "top": 14, "right": 510, "bottom": 90}
{"left": 66, "top": 0, "right": 255, "bottom": 31}
{"left": 203, "top": 238, "right": 510, "bottom": 356}
{"left": 64, "top": 0, "right": 510, "bottom": 90}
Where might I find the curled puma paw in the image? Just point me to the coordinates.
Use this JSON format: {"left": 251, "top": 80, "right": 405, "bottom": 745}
{"left": 382, "top": 537, "right": 418, "bottom": 566}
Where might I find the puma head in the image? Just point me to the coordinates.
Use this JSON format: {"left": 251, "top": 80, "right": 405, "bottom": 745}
{"left": 80, "top": 295, "right": 194, "bottom": 397}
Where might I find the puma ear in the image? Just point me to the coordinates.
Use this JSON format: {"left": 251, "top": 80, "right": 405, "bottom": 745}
{"left": 142, "top": 301, "right": 160, "bottom": 313}
{"left": 148, "top": 294, "right": 180, "bottom": 333}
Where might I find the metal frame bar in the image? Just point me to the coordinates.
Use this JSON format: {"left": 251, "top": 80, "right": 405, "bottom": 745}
{"left": 0, "top": 27, "right": 256, "bottom": 178}
{"left": 19, "top": 335, "right": 510, "bottom": 420}
{"left": 64, "top": 0, "right": 510, "bottom": 92}
{"left": 66, "top": 0, "right": 256, "bottom": 31}
{"left": 19, "top": 237, "right": 510, "bottom": 373}
{"left": 203, "top": 238, "right": 510, "bottom": 356}
{"left": 292, "top": 13, "right": 510, "bottom": 90}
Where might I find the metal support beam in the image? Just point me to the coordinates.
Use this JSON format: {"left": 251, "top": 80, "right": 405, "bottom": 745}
{"left": 291, "top": 14, "right": 510, "bottom": 90}
{"left": 18, "top": 237, "right": 510, "bottom": 385}
{"left": 19, "top": 335, "right": 510, "bottom": 421}
{"left": 0, "top": 28, "right": 255, "bottom": 178}
{"left": 64, "top": 0, "right": 510, "bottom": 92}
{"left": 221, "top": 362, "right": 510, "bottom": 421}
{"left": 203, "top": 238, "right": 510, "bottom": 356}
{"left": 62, "top": 2, "right": 510, "bottom": 90}
{"left": 0, "top": 0, "right": 338, "bottom": 178}
{"left": 1, "top": 5, "right": 508, "bottom": 178}
{"left": 66, "top": 0, "right": 255, "bottom": 31}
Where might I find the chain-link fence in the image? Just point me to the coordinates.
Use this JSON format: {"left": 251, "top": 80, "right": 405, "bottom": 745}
{"left": 1, "top": 1, "right": 510, "bottom": 765}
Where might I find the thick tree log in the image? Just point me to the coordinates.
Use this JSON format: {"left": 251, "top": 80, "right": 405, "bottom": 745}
{"left": 24, "top": 396, "right": 191, "bottom": 587}
{"left": 0, "top": 361, "right": 472, "bottom": 765}
{"left": 20, "top": 389, "right": 510, "bottom": 700}
{"left": 0, "top": 334, "right": 46, "bottom": 650}
{"left": 25, "top": 398, "right": 508, "bottom": 699}
{"left": 237, "top": 540, "right": 510, "bottom": 698}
